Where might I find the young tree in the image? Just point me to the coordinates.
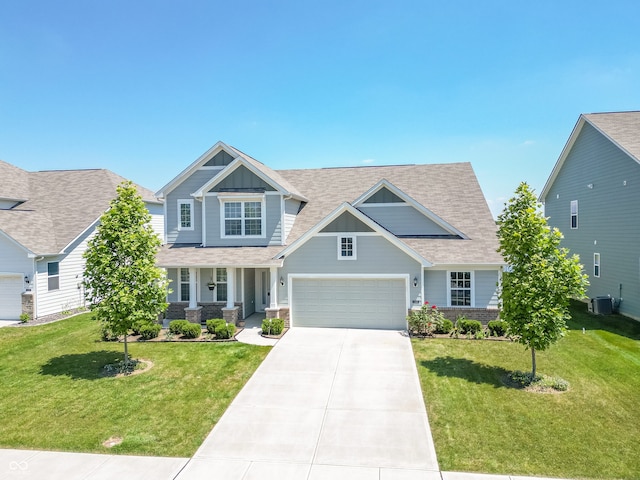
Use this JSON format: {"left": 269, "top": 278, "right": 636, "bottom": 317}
{"left": 497, "top": 182, "right": 588, "bottom": 378}
{"left": 84, "top": 181, "right": 168, "bottom": 365}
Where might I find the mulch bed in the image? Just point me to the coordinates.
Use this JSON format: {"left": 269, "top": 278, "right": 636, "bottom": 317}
{"left": 410, "top": 332, "right": 513, "bottom": 341}
{"left": 261, "top": 328, "right": 289, "bottom": 339}
{"left": 123, "top": 327, "right": 244, "bottom": 343}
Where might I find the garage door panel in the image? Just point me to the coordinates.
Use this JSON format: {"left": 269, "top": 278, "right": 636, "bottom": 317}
{"left": 292, "top": 278, "right": 407, "bottom": 330}
{"left": 0, "top": 275, "right": 23, "bottom": 320}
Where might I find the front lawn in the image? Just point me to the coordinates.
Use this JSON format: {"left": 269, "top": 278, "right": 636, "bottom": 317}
{"left": 0, "top": 313, "right": 270, "bottom": 457}
{"left": 413, "top": 301, "right": 640, "bottom": 480}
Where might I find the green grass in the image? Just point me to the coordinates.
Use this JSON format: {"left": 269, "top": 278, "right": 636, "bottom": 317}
{"left": 413, "top": 301, "right": 640, "bottom": 480}
{"left": 0, "top": 313, "right": 271, "bottom": 457}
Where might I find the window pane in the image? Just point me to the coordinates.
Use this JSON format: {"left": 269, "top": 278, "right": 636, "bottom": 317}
{"left": 216, "top": 268, "right": 227, "bottom": 283}
{"left": 48, "top": 276, "right": 59, "bottom": 291}
{"left": 225, "top": 202, "right": 242, "bottom": 218}
{"left": 216, "top": 283, "right": 227, "bottom": 302}
{"left": 180, "top": 268, "right": 189, "bottom": 282}
{"left": 341, "top": 237, "right": 353, "bottom": 257}
{"left": 225, "top": 219, "right": 242, "bottom": 236}
{"left": 245, "top": 202, "right": 261, "bottom": 218}
{"left": 48, "top": 262, "right": 59, "bottom": 276}
{"left": 180, "top": 203, "right": 191, "bottom": 228}
{"left": 245, "top": 219, "right": 262, "bottom": 235}
{"left": 180, "top": 283, "right": 190, "bottom": 302}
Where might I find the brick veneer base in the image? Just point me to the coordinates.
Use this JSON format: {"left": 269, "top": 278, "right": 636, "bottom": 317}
{"left": 266, "top": 307, "right": 290, "bottom": 328}
{"left": 166, "top": 302, "right": 244, "bottom": 324}
{"left": 437, "top": 307, "right": 500, "bottom": 324}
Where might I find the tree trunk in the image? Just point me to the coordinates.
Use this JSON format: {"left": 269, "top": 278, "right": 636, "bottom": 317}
{"left": 123, "top": 334, "right": 129, "bottom": 366}
{"left": 531, "top": 347, "right": 537, "bottom": 379}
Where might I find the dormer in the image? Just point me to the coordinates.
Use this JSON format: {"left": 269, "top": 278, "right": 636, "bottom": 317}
{"left": 353, "top": 180, "right": 467, "bottom": 239}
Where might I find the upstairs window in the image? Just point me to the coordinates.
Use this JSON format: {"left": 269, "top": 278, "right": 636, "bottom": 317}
{"left": 450, "top": 271, "right": 472, "bottom": 306}
{"left": 222, "top": 199, "right": 264, "bottom": 237}
{"left": 178, "top": 200, "right": 194, "bottom": 231}
{"left": 594, "top": 253, "right": 600, "bottom": 278}
{"left": 570, "top": 200, "right": 578, "bottom": 229}
{"left": 338, "top": 236, "right": 356, "bottom": 260}
{"left": 47, "top": 262, "right": 60, "bottom": 291}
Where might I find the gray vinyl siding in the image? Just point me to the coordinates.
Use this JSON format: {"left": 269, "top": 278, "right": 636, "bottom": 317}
{"left": 544, "top": 122, "right": 640, "bottom": 319}
{"left": 146, "top": 202, "right": 165, "bottom": 243}
{"left": 320, "top": 212, "right": 374, "bottom": 233}
{"left": 279, "top": 235, "right": 422, "bottom": 305}
{"left": 358, "top": 205, "right": 451, "bottom": 236}
{"left": 204, "top": 150, "right": 235, "bottom": 167}
{"left": 204, "top": 194, "right": 282, "bottom": 246}
{"left": 167, "top": 268, "right": 179, "bottom": 302}
{"left": 209, "top": 165, "right": 276, "bottom": 192}
{"left": 165, "top": 169, "right": 214, "bottom": 244}
{"left": 364, "top": 188, "right": 404, "bottom": 203}
{"left": 424, "top": 270, "right": 447, "bottom": 306}
{"left": 475, "top": 270, "right": 500, "bottom": 308}
{"left": 283, "top": 198, "right": 300, "bottom": 242}
{"left": 0, "top": 234, "right": 31, "bottom": 274}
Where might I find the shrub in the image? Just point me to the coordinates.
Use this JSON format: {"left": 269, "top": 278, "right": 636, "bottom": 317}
{"left": 434, "top": 318, "right": 453, "bottom": 334}
{"left": 19, "top": 313, "right": 30, "bottom": 323}
{"left": 214, "top": 322, "right": 236, "bottom": 339}
{"left": 488, "top": 319, "right": 508, "bottom": 337}
{"left": 181, "top": 322, "right": 202, "bottom": 339}
{"left": 261, "top": 318, "right": 284, "bottom": 336}
{"left": 100, "top": 324, "right": 119, "bottom": 342}
{"left": 169, "top": 320, "right": 190, "bottom": 335}
{"left": 206, "top": 318, "right": 226, "bottom": 334}
{"left": 407, "top": 302, "right": 447, "bottom": 336}
{"left": 131, "top": 320, "right": 146, "bottom": 336}
{"left": 458, "top": 318, "right": 482, "bottom": 334}
{"left": 139, "top": 323, "right": 161, "bottom": 340}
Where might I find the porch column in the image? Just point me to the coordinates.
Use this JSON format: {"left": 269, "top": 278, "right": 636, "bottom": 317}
{"left": 269, "top": 266, "right": 278, "bottom": 308}
{"left": 188, "top": 267, "right": 197, "bottom": 309}
{"left": 226, "top": 267, "right": 235, "bottom": 309}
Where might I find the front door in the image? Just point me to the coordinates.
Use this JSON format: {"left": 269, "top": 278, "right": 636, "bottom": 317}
{"left": 255, "top": 269, "right": 269, "bottom": 311}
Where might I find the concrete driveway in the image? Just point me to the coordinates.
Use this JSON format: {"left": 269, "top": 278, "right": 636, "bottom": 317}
{"left": 177, "top": 327, "right": 440, "bottom": 480}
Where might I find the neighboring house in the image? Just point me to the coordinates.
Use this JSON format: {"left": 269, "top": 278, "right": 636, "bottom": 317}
{"left": 541, "top": 111, "right": 640, "bottom": 320}
{"left": 0, "top": 160, "right": 163, "bottom": 320}
{"left": 156, "top": 141, "right": 504, "bottom": 329}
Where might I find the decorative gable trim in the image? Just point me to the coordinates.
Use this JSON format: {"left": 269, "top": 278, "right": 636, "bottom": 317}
{"left": 275, "top": 202, "right": 432, "bottom": 267}
{"left": 155, "top": 141, "right": 236, "bottom": 198}
{"left": 353, "top": 179, "right": 467, "bottom": 239}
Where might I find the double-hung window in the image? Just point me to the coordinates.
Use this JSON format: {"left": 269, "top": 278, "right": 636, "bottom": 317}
{"left": 180, "top": 268, "right": 190, "bottom": 301}
{"left": 570, "top": 200, "right": 578, "bottom": 229}
{"left": 450, "top": 271, "right": 472, "bottom": 306}
{"left": 215, "top": 268, "right": 228, "bottom": 301}
{"left": 594, "top": 253, "right": 600, "bottom": 278}
{"left": 178, "top": 199, "right": 194, "bottom": 231}
{"left": 221, "top": 198, "right": 264, "bottom": 237}
{"left": 338, "top": 235, "right": 356, "bottom": 260}
{"left": 47, "top": 262, "right": 60, "bottom": 291}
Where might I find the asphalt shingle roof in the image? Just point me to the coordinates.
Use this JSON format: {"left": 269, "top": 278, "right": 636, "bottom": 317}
{"left": 0, "top": 163, "right": 160, "bottom": 255}
{"left": 583, "top": 111, "right": 640, "bottom": 162}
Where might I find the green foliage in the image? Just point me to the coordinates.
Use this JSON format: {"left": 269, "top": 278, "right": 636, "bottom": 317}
{"left": 19, "top": 313, "right": 30, "bottom": 323}
{"left": 206, "top": 318, "right": 226, "bottom": 334}
{"left": 407, "top": 302, "right": 447, "bottom": 336}
{"left": 457, "top": 318, "right": 482, "bottom": 334}
{"left": 139, "top": 323, "right": 161, "bottom": 340}
{"left": 214, "top": 322, "right": 236, "bottom": 339}
{"left": 100, "top": 324, "right": 119, "bottom": 342}
{"left": 169, "top": 320, "right": 190, "bottom": 335}
{"left": 83, "top": 181, "right": 169, "bottom": 363}
{"left": 507, "top": 370, "right": 569, "bottom": 392}
{"left": 435, "top": 318, "right": 453, "bottom": 334}
{"left": 488, "top": 320, "right": 508, "bottom": 336}
{"left": 496, "top": 182, "right": 589, "bottom": 377}
{"left": 261, "top": 318, "right": 285, "bottom": 336}
{"left": 181, "top": 322, "right": 202, "bottom": 339}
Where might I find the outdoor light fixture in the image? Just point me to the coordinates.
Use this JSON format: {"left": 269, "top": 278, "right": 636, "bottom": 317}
{"left": 207, "top": 281, "right": 216, "bottom": 291}
{"left": 24, "top": 276, "right": 30, "bottom": 284}
{"left": 280, "top": 276, "right": 285, "bottom": 286}
{"left": 413, "top": 276, "right": 418, "bottom": 287}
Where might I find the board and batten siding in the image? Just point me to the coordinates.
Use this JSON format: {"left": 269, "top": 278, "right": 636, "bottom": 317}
{"left": 278, "top": 235, "right": 422, "bottom": 305}
{"left": 203, "top": 194, "right": 283, "bottom": 246}
{"left": 357, "top": 205, "right": 451, "bottom": 236}
{"left": 165, "top": 169, "right": 214, "bottom": 244}
{"left": 544, "top": 122, "right": 640, "bottom": 320}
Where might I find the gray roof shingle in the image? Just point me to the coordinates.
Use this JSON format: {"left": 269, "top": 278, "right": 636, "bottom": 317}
{"left": 583, "top": 111, "right": 640, "bottom": 162}
{"left": 0, "top": 164, "right": 160, "bottom": 255}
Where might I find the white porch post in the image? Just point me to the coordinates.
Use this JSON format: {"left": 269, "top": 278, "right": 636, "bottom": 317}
{"left": 269, "top": 266, "right": 278, "bottom": 309}
{"left": 226, "top": 267, "right": 235, "bottom": 309}
{"left": 188, "top": 267, "right": 197, "bottom": 309}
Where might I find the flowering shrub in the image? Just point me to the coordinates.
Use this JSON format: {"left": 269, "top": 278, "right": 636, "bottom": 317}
{"left": 407, "top": 302, "right": 448, "bottom": 336}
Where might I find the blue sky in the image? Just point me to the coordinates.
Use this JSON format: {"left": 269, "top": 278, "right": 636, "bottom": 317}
{"left": 2, "top": 1, "right": 639, "bottom": 217}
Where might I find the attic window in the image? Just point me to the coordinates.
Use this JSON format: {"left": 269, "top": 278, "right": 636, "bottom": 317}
{"left": 338, "top": 236, "right": 356, "bottom": 260}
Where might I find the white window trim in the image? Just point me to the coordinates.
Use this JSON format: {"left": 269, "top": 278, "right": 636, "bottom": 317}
{"left": 570, "top": 200, "right": 578, "bottom": 230}
{"left": 219, "top": 195, "right": 266, "bottom": 239}
{"left": 337, "top": 235, "right": 357, "bottom": 261}
{"left": 594, "top": 253, "right": 600, "bottom": 278}
{"left": 177, "top": 199, "right": 195, "bottom": 231}
{"left": 447, "top": 270, "right": 475, "bottom": 307}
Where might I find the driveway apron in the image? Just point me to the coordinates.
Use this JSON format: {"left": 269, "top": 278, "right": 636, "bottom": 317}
{"left": 177, "top": 327, "right": 440, "bottom": 480}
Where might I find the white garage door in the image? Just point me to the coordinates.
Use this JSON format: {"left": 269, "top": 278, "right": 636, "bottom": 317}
{"left": 0, "top": 275, "right": 23, "bottom": 320}
{"left": 291, "top": 277, "right": 408, "bottom": 329}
